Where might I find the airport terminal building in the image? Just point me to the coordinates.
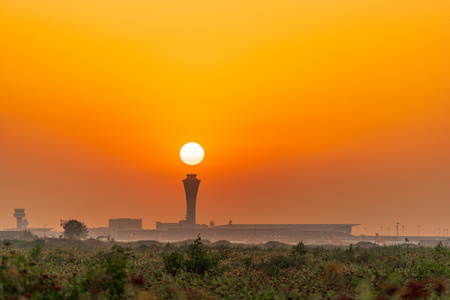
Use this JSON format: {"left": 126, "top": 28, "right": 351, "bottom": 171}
{"left": 103, "top": 174, "right": 360, "bottom": 244}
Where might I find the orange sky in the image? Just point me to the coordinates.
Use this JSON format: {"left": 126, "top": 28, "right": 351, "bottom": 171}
{"left": 1, "top": 0, "right": 449, "bottom": 236}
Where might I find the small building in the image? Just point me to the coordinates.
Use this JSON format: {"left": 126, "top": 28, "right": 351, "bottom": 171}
{"left": 109, "top": 218, "right": 142, "bottom": 230}
{"left": 108, "top": 218, "right": 155, "bottom": 241}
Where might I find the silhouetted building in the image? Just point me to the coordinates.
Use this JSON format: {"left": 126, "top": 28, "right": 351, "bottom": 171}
{"left": 109, "top": 218, "right": 142, "bottom": 230}
{"left": 0, "top": 231, "right": 25, "bottom": 240}
{"left": 154, "top": 223, "right": 360, "bottom": 244}
{"left": 108, "top": 218, "right": 146, "bottom": 240}
{"left": 152, "top": 173, "right": 361, "bottom": 243}
{"left": 156, "top": 222, "right": 181, "bottom": 230}
{"left": 14, "top": 208, "right": 26, "bottom": 230}
{"left": 183, "top": 174, "right": 200, "bottom": 227}
{"left": 87, "top": 227, "right": 110, "bottom": 239}
{"left": 27, "top": 227, "right": 54, "bottom": 237}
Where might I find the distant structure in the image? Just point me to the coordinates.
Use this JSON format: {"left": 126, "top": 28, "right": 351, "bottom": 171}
{"left": 108, "top": 218, "right": 145, "bottom": 240}
{"left": 14, "top": 208, "right": 27, "bottom": 230}
{"left": 182, "top": 174, "right": 200, "bottom": 227}
{"left": 155, "top": 223, "right": 360, "bottom": 244}
{"left": 156, "top": 173, "right": 206, "bottom": 229}
{"left": 109, "top": 218, "right": 142, "bottom": 230}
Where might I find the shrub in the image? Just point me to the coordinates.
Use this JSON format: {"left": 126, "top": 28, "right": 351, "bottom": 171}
{"left": 435, "top": 241, "right": 445, "bottom": 254}
{"left": 184, "top": 235, "right": 219, "bottom": 275}
{"left": 258, "top": 252, "right": 301, "bottom": 274}
{"left": 292, "top": 241, "right": 307, "bottom": 255}
{"left": 29, "top": 244, "right": 42, "bottom": 262}
{"left": 82, "top": 245, "right": 130, "bottom": 299}
{"left": 163, "top": 250, "right": 185, "bottom": 276}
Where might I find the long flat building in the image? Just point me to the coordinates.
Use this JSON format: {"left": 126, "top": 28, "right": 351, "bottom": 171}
{"left": 155, "top": 223, "right": 360, "bottom": 244}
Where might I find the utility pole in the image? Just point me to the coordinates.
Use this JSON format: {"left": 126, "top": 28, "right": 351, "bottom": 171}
{"left": 387, "top": 227, "right": 390, "bottom": 236}
{"left": 402, "top": 225, "right": 404, "bottom": 236}
{"left": 417, "top": 225, "right": 420, "bottom": 236}
{"left": 381, "top": 226, "right": 383, "bottom": 236}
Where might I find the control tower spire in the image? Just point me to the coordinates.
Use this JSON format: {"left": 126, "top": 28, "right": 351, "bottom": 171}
{"left": 14, "top": 208, "right": 25, "bottom": 230}
{"left": 183, "top": 174, "right": 200, "bottom": 227}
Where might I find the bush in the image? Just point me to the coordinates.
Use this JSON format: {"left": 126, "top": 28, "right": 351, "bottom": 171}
{"left": 435, "top": 241, "right": 445, "bottom": 254}
{"left": 184, "top": 236, "right": 219, "bottom": 275}
{"left": 292, "top": 241, "right": 307, "bottom": 255}
{"left": 83, "top": 245, "right": 129, "bottom": 299}
{"left": 163, "top": 250, "right": 185, "bottom": 276}
{"left": 162, "top": 236, "right": 220, "bottom": 276}
{"left": 258, "top": 252, "right": 301, "bottom": 274}
{"left": 29, "top": 244, "right": 42, "bottom": 262}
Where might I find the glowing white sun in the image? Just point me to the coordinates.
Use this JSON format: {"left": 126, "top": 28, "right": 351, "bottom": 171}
{"left": 180, "top": 142, "right": 204, "bottom": 165}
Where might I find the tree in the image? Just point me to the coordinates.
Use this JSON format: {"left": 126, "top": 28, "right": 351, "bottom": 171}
{"left": 60, "top": 219, "right": 88, "bottom": 240}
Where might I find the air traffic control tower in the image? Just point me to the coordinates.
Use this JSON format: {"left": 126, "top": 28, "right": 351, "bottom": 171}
{"left": 14, "top": 208, "right": 26, "bottom": 230}
{"left": 183, "top": 174, "right": 200, "bottom": 227}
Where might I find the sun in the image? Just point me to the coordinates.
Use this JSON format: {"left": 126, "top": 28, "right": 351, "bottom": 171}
{"left": 180, "top": 142, "right": 204, "bottom": 165}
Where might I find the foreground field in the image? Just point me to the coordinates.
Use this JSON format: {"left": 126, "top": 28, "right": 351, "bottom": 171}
{"left": 0, "top": 238, "right": 448, "bottom": 299}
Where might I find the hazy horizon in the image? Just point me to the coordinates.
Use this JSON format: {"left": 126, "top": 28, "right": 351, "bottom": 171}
{"left": 1, "top": 1, "right": 449, "bottom": 237}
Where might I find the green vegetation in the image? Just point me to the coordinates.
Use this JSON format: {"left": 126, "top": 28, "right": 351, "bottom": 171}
{"left": 60, "top": 219, "right": 89, "bottom": 240}
{"left": 0, "top": 238, "right": 448, "bottom": 299}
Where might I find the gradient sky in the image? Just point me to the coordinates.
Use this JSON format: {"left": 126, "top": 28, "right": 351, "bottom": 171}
{"left": 1, "top": 0, "right": 449, "bottom": 236}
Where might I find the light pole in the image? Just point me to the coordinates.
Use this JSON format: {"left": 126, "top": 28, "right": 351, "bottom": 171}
{"left": 387, "top": 227, "right": 390, "bottom": 236}
{"left": 396, "top": 222, "right": 400, "bottom": 240}
{"left": 402, "top": 225, "right": 404, "bottom": 236}
{"left": 438, "top": 228, "right": 440, "bottom": 237}
{"left": 381, "top": 227, "right": 383, "bottom": 236}
{"left": 417, "top": 225, "right": 420, "bottom": 236}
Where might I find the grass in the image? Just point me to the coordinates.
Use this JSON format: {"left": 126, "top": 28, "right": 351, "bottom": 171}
{"left": 0, "top": 238, "right": 448, "bottom": 299}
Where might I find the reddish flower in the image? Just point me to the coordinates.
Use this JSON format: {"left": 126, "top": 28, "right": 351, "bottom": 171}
{"left": 434, "top": 281, "right": 447, "bottom": 294}
{"left": 51, "top": 285, "right": 61, "bottom": 291}
{"left": 402, "top": 281, "right": 429, "bottom": 299}
{"left": 24, "top": 292, "right": 32, "bottom": 298}
{"left": 335, "top": 294, "right": 353, "bottom": 300}
{"left": 383, "top": 284, "right": 400, "bottom": 296}
{"left": 131, "top": 274, "right": 145, "bottom": 285}
{"left": 91, "top": 289, "right": 100, "bottom": 295}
